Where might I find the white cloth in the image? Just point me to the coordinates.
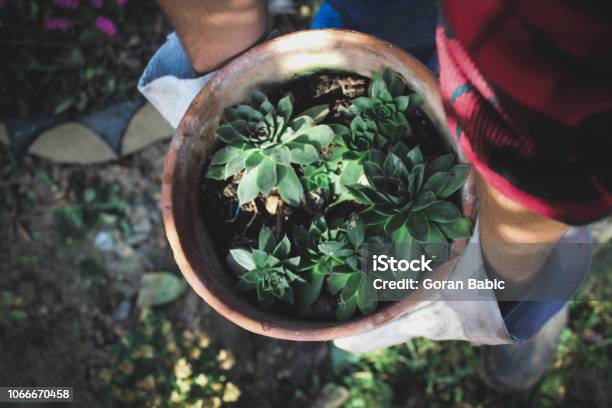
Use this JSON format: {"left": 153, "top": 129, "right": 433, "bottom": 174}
{"left": 138, "top": 33, "right": 214, "bottom": 128}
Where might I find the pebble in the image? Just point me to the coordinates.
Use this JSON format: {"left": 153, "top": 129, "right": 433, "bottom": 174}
{"left": 126, "top": 205, "right": 153, "bottom": 245}
{"left": 310, "top": 383, "right": 349, "bottom": 408}
{"left": 94, "top": 231, "right": 114, "bottom": 251}
{"left": 113, "top": 299, "right": 132, "bottom": 321}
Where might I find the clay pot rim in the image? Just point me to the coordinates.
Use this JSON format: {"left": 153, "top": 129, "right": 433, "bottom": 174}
{"left": 162, "top": 29, "right": 474, "bottom": 341}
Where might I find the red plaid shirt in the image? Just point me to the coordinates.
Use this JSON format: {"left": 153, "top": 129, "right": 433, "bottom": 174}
{"left": 438, "top": 0, "right": 612, "bottom": 225}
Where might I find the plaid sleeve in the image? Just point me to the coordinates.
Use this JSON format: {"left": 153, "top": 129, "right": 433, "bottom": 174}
{"left": 437, "top": 0, "right": 612, "bottom": 225}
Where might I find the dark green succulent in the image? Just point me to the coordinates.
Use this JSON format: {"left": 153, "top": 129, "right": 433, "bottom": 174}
{"left": 231, "top": 226, "right": 303, "bottom": 308}
{"left": 331, "top": 69, "right": 427, "bottom": 191}
{"left": 343, "top": 69, "right": 423, "bottom": 142}
{"left": 332, "top": 118, "right": 385, "bottom": 162}
{"left": 206, "top": 91, "right": 334, "bottom": 207}
{"left": 293, "top": 215, "right": 377, "bottom": 320}
{"left": 301, "top": 161, "right": 338, "bottom": 204}
{"left": 317, "top": 215, "right": 366, "bottom": 271}
{"left": 292, "top": 216, "right": 339, "bottom": 306}
{"left": 323, "top": 216, "right": 377, "bottom": 320}
{"left": 347, "top": 142, "right": 472, "bottom": 244}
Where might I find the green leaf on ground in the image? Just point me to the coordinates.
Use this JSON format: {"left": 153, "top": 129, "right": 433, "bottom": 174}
{"left": 137, "top": 272, "right": 187, "bottom": 307}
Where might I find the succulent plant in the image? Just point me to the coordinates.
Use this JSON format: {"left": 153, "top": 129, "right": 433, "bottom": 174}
{"left": 301, "top": 161, "right": 338, "bottom": 204}
{"left": 292, "top": 216, "right": 339, "bottom": 306}
{"left": 331, "top": 118, "right": 385, "bottom": 163}
{"left": 346, "top": 142, "right": 471, "bottom": 244}
{"left": 330, "top": 69, "right": 428, "bottom": 196}
{"left": 231, "top": 226, "right": 303, "bottom": 308}
{"left": 341, "top": 69, "right": 423, "bottom": 145}
{"left": 293, "top": 215, "right": 377, "bottom": 320}
{"left": 323, "top": 216, "right": 377, "bottom": 320}
{"left": 206, "top": 91, "right": 335, "bottom": 207}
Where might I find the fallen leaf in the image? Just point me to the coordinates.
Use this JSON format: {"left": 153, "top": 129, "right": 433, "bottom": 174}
{"left": 137, "top": 272, "right": 187, "bottom": 307}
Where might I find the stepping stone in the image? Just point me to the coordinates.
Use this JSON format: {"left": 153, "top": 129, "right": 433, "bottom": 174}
{"left": 1, "top": 101, "right": 173, "bottom": 164}
{"left": 28, "top": 122, "right": 117, "bottom": 164}
{"left": 121, "top": 103, "right": 173, "bottom": 156}
{"left": 78, "top": 99, "right": 143, "bottom": 154}
{"left": 1, "top": 115, "right": 63, "bottom": 157}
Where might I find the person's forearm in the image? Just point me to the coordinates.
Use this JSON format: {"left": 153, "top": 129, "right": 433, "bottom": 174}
{"left": 477, "top": 173, "right": 569, "bottom": 292}
{"left": 160, "top": 0, "right": 267, "bottom": 74}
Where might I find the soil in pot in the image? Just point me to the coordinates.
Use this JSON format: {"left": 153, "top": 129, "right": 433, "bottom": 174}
{"left": 199, "top": 69, "right": 470, "bottom": 322}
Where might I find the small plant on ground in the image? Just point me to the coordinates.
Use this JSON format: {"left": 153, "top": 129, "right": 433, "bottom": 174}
{"left": 99, "top": 308, "right": 240, "bottom": 408}
{"left": 204, "top": 68, "right": 472, "bottom": 320}
{"left": 53, "top": 175, "right": 131, "bottom": 245}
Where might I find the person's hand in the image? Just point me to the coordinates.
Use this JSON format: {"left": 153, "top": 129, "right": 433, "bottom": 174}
{"left": 160, "top": 0, "right": 267, "bottom": 75}
{"left": 139, "top": 0, "right": 268, "bottom": 128}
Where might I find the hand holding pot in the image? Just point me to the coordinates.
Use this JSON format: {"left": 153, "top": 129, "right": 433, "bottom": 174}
{"left": 157, "top": 29, "right": 483, "bottom": 341}
{"left": 139, "top": 1, "right": 268, "bottom": 128}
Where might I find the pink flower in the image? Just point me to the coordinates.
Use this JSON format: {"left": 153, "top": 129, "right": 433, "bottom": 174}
{"left": 44, "top": 17, "right": 72, "bottom": 32}
{"left": 0, "top": 0, "right": 7, "bottom": 10}
{"left": 95, "top": 16, "right": 117, "bottom": 37}
{"left": 91, "top": 0, "right": 102, "bottom": 9}
{"left": 115, "top": 0, "right": 128, "bottom": 6}
{"left": 52, "top": 0, "right": 79, "bottom": 9}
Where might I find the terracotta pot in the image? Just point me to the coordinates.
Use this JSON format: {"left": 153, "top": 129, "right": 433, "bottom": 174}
{"left": 162, "top": 29, "right": 475, "bottom": 341}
